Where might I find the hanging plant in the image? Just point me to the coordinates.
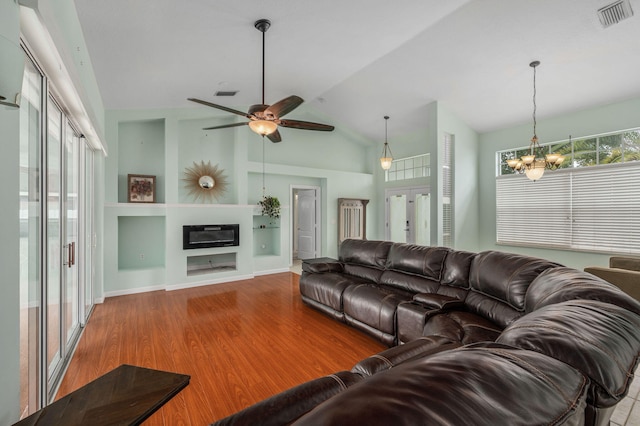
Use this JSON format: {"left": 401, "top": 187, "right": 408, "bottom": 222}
{"left": 258, "top": 196, "right": 281, "bottom": 219}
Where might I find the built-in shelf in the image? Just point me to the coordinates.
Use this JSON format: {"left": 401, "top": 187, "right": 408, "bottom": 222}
{"left": 187, "top": 253, "right": 237, "bottom": 276}
{"left": 252, "top": 215, "right": 281, "bottom": 256}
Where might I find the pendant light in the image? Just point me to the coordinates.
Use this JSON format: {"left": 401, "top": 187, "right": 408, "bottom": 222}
{"left": 506, "top": 61, "right": 565, "bottom": 181}
{"left": 380, "top": 116, "right": 393, "bottom": 170}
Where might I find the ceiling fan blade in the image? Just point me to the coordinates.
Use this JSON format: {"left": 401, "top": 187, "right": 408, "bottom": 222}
{"left": 188, "top": 98, "right": 253, "bottom": 119}
{"left": 202, "top": 122, "right": 248, "bottom": 130}
{"left": 279, "top": 119, "right": 335, "bottom": 132}
{"left": 267, "top": 129, "right": 282, "bottom": 143}
{"left": 264, "top": 95, "right": 304, "bottom": 118}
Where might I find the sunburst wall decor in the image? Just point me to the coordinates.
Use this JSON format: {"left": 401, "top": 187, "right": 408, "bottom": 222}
{"left": 183, "top": 160, "right": 229, "bottom": 203}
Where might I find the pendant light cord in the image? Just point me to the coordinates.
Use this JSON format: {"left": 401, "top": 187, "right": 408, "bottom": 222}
{"left": 532, "top": 64, "right": 537, "bottom": 141}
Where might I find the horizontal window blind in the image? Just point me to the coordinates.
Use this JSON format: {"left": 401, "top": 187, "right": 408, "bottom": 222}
{"left": 496, "top": 172, "right": 571, "bottom": 248}
{"left": 496, "top": 162, "right": 640, "bottom": 254}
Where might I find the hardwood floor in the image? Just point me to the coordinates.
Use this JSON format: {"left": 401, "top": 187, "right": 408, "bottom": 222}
{"left": 56, "top": 273, "right": 386, "bottom": 425}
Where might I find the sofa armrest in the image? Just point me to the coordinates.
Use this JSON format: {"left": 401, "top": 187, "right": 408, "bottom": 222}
{"left": 585, "top": 266, "right": 640, "bottom": 302}
{"left": 212, "top": 371, "right": 362, "bottom": 426}
{"left": 609, "top": 256, "right": 640, "bottom": 272}
{"left": 413, "top": 293, "right": 465, "bottom": 310}
{"left": 302, "top": 260, "right": 343, "bottom": 274}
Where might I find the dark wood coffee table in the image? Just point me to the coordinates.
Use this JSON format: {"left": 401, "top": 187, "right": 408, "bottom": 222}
{"left": 14, "top": 364, "right": 190, "bottom": 426}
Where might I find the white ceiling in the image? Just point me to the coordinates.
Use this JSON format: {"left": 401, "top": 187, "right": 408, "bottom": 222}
{"left": 74, "top": 0, "right": 640, "bottom": 144}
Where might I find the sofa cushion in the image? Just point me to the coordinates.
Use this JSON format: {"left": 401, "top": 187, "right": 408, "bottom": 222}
{"left": 293, "top": 345, "right": 588, "bottom": 426}
{"left": 423, "top": 311, "right": 503, "bottom": 344}
{"left": 385, "top": 243, "right": 450, "bottom": 280}
{"left": 343, "top": 263, "right": 385, "bottom": 283}
{"left": 526, "top": 267, "right": 640, "bottom": 315}
{"left": 339, "top": 239, "right": 393, "bottom": 269}
{"left": 440, "top": 249, "right": 476, "bottom": 288}
{"left": 343, "top": 284, "right": 414, "bottom": 336}
{"left": 469, "top": 251, "right": 562, "bottom": 312}
{"left": 379, "top": 270, "right": 439, "bottom": 294}
{"left": 497, "top": 300, "right": 640, "bottom": 407}
{"left": 299, "top": 272, "right": 369, "bottom": 314}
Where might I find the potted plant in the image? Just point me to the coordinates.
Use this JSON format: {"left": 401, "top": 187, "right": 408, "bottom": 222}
{"left": 258, "top": 195, "right": 281, "bottom": 219}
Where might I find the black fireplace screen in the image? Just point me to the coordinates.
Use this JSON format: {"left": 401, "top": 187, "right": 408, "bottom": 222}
{"left": 183, "top": 224, "right": 239, "bottom": 249}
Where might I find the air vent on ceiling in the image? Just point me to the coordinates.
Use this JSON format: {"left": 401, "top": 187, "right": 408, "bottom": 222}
{"left": 215, "top": 91, "right": 238, "bottom": 97}
{"left": 598, "top": 0, "right": 634, "bottom": 27}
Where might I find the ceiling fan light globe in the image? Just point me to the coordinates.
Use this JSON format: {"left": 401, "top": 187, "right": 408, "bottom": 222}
{"left": 249, "top": 120, "right": 278, "bottom": 136}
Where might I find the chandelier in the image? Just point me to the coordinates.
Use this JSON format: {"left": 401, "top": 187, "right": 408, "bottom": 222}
{"left": 506, "top": 61, "right": 565, "bottom": 181}
{"left": 380, "top": 116, "right": 394, "bottom": 170}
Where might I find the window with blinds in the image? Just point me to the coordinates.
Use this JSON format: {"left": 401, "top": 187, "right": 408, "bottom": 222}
{"left": 496, "top": 162, "right": 640, "bottom": 254}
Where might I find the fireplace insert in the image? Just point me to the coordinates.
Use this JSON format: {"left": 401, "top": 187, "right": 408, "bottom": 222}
{"left": 182, "top": 224, "right": 239, "bottom": 249}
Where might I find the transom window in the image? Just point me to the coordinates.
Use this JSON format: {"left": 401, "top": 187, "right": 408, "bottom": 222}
{"left": 385, "top": 154, "right": 430, "bottom": 182}
{"left": 497, "top": 129, "right": 640, "bottom": 176}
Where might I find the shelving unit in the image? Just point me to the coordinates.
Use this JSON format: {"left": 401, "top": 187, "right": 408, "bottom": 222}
{"left": 252, "top": 215, "right": 281, "bottom": 256}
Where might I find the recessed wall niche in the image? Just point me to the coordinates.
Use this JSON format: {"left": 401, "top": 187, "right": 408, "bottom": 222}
{"left": 118, "top": 216, "right": 166, "bottom": 270}
{"left": 118, "top": 119, "right": 165, "bottom": 203}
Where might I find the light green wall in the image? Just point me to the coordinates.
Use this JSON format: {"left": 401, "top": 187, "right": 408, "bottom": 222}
{"left": 437, "top": 103, "right": 480, "bottom": 252}
{"left": 1, "top": 1, "right": 23, "bottom": 422}
{"left": 0, "top": 102, "right": 21, "bottom": 425}
{"left": 103, "top": 106, "right": 376, "bottom": 292}
{"left": 247, "top": 109, "right": 373, "bottom": 174}
{"left": 118, "top": 216, "right": 166, "bottom": 269}
{"left": 29, "top": 0, "right": 105, "bottom": 138}
{"left": 118, "top": 119, "right": 166, "bottom": 203}
{"left": 479, "top": 97, "right": 640, "bottom": 270}
{"left": 178, "top": 117, "right": 237, "bottom": 204}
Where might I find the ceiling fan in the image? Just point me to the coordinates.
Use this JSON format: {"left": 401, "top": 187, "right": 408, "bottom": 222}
{"left": 188, "top": 19, "right": 334, "bottom": 143}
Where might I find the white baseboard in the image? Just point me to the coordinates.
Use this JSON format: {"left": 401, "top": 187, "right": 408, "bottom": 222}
{"left": 100, "top": 270, "right": 291, "bottom": 300}
{"left": 254, "top": 267, "right": 291, "bottom": 276}
{"left": 103, "top": 284, "right": 166, "bottom": 299}
{"left": 165, "top": 274, "right": 255, "bottom": 291}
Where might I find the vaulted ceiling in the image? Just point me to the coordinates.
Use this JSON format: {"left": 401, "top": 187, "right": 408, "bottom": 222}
{"left": 74, "top": 0, "right": 640, "bottom": 143}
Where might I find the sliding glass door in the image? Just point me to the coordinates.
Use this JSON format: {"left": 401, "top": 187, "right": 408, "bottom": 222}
{"left": 19, "top": 53, "right": 43, "bottom": 419}
{"left": 46, "top": 98, "right": 83, "bottom": 397}
{"left": 19, "top": 49, "right": 96, "bottom": 417}
{"left": 46, "top": 98, "right": 63, "bottom": 384}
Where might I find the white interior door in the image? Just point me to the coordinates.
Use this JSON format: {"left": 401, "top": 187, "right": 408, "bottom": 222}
{"left": 297, "top": 189, "right": 317, "bottom": 259}
{"left": 386, "top": 187, "right": 430, "bottom": 245}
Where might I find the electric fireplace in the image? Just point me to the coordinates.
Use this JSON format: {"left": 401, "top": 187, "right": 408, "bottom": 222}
{"left": 182, "top": 224, "right": 239, "bottom": 250}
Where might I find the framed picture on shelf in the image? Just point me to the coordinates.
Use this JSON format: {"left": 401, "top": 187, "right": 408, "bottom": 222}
{"left": 127, "top": 174, "right": 156, "bottom": 203}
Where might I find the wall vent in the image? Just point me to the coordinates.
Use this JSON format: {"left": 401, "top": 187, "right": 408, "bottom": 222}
{"left": 215, "top": 90, "right": 238, "bottom": 96}
{"left": 598, "top": 0, "right": 634, "bottom": 27}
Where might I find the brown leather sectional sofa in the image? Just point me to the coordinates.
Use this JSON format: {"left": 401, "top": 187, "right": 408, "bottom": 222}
{"left": 212, "top": 239, "right": 640, "bottom": 426}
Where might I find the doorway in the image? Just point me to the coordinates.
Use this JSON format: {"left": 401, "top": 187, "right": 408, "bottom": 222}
{"left": 385, "top": 186, "right": 430, "bottom": 245}
{"left": 291, "top": 186, "right": 321, "bottom": 261}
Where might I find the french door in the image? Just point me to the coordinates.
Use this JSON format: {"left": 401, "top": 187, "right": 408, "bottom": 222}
{"left": 385, "top": 187, "right": 431, "bottom": 245}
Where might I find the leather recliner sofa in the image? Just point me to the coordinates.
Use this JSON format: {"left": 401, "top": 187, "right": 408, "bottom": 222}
{"left": 211, "top": 240, "right": 640, "bottom": 426}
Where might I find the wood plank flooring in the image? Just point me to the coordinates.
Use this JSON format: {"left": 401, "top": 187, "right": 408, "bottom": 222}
{"left": 56, "top": 273, "right": 386, "bottom": 425}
